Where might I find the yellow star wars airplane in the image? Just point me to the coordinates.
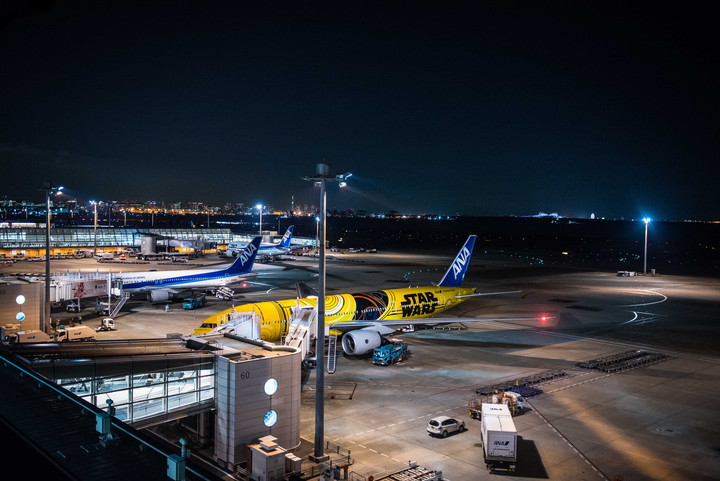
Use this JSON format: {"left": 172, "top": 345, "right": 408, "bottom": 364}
{"left": 193, "top": 235, "right": 540, "bottom": 355}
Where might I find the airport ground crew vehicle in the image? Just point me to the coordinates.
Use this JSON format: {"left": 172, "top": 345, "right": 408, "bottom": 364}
{"left": 183, "top": 293, "right": 207, "bottom": 310}
{"left": 373, "top": 342, "right": 408, "bottom": 365}
{"left": 96, "top": 318, "right": 116, "bottom": 331}
{"left": 55, "top": 325, "right": 96, "bottom": 342}
{"left": 469, "top": 390, "right": 526, "bottom": 418}
{"left": 481, "top": 403, "right": 518, "bottom": 472}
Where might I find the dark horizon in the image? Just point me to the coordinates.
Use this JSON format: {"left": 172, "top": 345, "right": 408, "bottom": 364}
{"left": 1, "top": 2, "right": 717, "bottom": 220}
{"left": 3, "top": 212, "right": 718, "bottom": 276}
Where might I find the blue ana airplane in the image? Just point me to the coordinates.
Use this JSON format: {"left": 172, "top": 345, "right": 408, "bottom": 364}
{"left": 226, "top": 225, "right": 297, "bottom": 260}
{"left": 115, "top": 237, "right": 262, "bottom": 302}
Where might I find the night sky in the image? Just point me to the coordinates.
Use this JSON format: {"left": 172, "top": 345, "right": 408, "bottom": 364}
{"left": 1, "top": 2, "right": 717, "bottom": 220}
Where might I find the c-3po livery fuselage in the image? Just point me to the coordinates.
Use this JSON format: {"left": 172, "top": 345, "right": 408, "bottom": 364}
{"left": 194, "top": 236, "right": 489, "bottom": 354}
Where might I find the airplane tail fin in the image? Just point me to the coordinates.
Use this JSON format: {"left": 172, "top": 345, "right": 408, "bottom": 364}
{"left": 437, "top": 235, "right": 477, "bottom": 287}
{"left": 278, "top": 225, "right": 294, "bottom": 248}
{"left": 226, "top": 237, "right": 261, "bottom": 274}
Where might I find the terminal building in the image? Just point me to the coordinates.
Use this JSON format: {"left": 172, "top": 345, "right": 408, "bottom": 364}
{"left": 0, "top": 226, "right": 315, "bottom": 259}
{"left": 0, "top": 321, "right": 306, "bottom": 479}
{"left": 0, "top": 226, "right": 318, "bottom": 479}
{"left": 0, "top": 226, "right": 239, "bottom": 258}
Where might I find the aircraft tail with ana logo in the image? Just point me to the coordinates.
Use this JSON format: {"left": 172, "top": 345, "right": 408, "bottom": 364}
{"left": 278, "top": 225, "right": 294, "bottom": 249}
{"left": 226, "top": 236, "right": 262, "bottom": 274}
{"left": 437, "top": 235, "right": 477, "bottom": 287}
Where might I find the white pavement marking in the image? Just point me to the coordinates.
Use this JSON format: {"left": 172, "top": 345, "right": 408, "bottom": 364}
{"left": 528, "top": 400, "right": 609, "bottom": 481}
{"left": 620, "top": 289, "right": 668, "bottom": 307}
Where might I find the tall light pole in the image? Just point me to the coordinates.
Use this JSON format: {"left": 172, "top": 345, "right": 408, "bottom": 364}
{"left": 40, "top": 182, "right": 63, "bottom": 333}
{"left": 91, "top": 201, "right": 98, "bottom": 256}
{"left": 643, "top": 217, "right": 651, "bottom": 275}
{"left": 315, "top": 216, "right": 320, "bottom": 255}
{"left": 256, "top": 204, "right": 263, "bottom": 236}
{"left": 302, "top": 163, "right": 351, "bottom": 461}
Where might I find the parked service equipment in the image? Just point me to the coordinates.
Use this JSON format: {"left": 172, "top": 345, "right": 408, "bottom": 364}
{"left": 183, "top": 293, "right": 207, "bottom": 310}
{"left": 66, "top": 301, "right": 81, "bottom": 312}
{"left": 95, "top": 299, "right": 110, "bottom": 316}
{"left": 481, "top": 403, "right": 517, "bottom": 472}
{"left": 13, "top": 329, "right": 52, "bottom": 343}
{"left": 55, "top": 325, "right": 96, "bottom": 342}
{"left": 373, "top": 342, "right": 408, "bottom": 366}
{"left": 469, "top": 390, "right": 526, "bottom": 419}
{"left": 96, "top": 318, "right": 116, "bottom": 331}
{"left": 214, "top": 286, "right": 235, "bottom": 300}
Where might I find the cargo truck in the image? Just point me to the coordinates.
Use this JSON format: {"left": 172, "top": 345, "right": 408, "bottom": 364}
{"left": 11, "top": 326, "right": 96, "bottom": 343}
{"left": 481, "top": 403, "right": 517, "bottom": 472}
{"left": 13, "top": 329, "right": 51, "bottom": 343}
{"left": 55, "top": 325, "right": 96, "bottom": 342}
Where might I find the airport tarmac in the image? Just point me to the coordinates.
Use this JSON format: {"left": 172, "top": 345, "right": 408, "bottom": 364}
{"left": 3, "top": 250, "right": 719, "bottom": 481}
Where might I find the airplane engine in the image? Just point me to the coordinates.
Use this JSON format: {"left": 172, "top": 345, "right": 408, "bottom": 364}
{"left": 147, "top": 290, "right": 172, "bottom": 302}
{"left": 341, "top": 328, "right": 382, "bottom": 355}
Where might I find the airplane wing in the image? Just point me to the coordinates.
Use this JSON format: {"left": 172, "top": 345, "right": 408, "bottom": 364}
{"left": 454, "top": 290, "right": 521, "bottom": 298}
{"left": 296, "top": 281, "right": 318, "bottom": 298}
{"left": 329, "top": 316, "right": 547, "bottom": 334}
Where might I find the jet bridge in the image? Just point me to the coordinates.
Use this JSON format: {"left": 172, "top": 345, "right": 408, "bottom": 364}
{"left": 281, "top": 306, "right": 338, "bottom": 373}
{"left": 283, "top": 305, "right": 316, "bottom": 361}
{"left": 202, "top": 311, "right": 261, "bottom": 340}
{"left": 46, "top": 271, "right": 111, "bottom": 303}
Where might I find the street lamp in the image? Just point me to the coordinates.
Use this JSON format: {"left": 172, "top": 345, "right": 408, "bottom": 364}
{"left": 643, "top": 217, "right": 651, "bottom": 275}
{"left": 90, "top": 201, "right": 99, "bottom": 256}
{"left": 315, "top": 216, "right": 320, "bottom": 255}
{"left": 302, "top": 163, "right": 351, "bottom": 461}
{"left": 256, "top": 204, "right": 263, "bottom": 236}
{"left": 39, "top": 182, "right": 63, "bottom": 333}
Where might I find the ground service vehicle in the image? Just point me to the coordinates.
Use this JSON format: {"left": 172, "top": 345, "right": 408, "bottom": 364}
{"left": 214, "top": 286, "right": 234, "bottom": 300}
{"left": 469, "top": 390, "right": 526, "bottom": 418}
{"left": 13, "top": 330, "right": 51, "bottom": 343}
{"left": 427, "top": 416, "right": 466, "bottom": 438}
{"left": 95, "top": 299, "right": 110, "bottom": 316}
{"left": 481, "top": 403, "right": 517, "bottom": 471}
{"left": 66, "top": 301, "right": 81, "bottom": 312}
{"left": 183, "top": 294, "right": 207, "bottom": 310}
{"left": 55, "top": 325, "right": 96, "bottom": 342}
{"left": 96, "top": 318, "right": 116, "bottom": 331}
{"left": 373, "top": 342, "right": 408, "bottom": 365}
